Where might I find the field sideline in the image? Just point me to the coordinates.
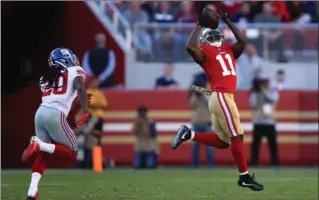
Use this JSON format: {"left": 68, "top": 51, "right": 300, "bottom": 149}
{"left": 1, "top": 168, "right": 318, "bottom": 200}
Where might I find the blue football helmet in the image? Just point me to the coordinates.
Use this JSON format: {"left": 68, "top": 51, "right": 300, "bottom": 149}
{"left": 48, "top": 48, "right": 80, "bottom": 69}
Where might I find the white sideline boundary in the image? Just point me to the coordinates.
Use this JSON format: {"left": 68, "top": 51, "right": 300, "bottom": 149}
{"left": 103, "top": 122, "right": 319, "bottom": 132}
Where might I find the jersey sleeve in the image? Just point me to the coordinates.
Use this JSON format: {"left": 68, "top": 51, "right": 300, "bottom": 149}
{"left": 76, "top": 67, "right": 87, "bottom": 79}
{"left": 70, "top": 66, "right": 87, "bottom": 80}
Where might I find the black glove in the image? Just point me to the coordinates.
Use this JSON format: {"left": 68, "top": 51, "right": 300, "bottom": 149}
{"left": 219, "top": 11, "right": 231, "bottom": 25}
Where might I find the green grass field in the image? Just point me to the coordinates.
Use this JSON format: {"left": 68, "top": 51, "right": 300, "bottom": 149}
{"left": 2, "top": 168, "right": 318, "bottom": 200}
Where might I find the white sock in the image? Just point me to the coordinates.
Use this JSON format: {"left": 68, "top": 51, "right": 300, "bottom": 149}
{"left": 240, "top": 171, "right": 249, "bottom": 175}
{"left": 190, "top": 131, "right": 195, "bottom": 140}
{"left": 27, "top": 172, "right": 41, "bottom": 197}
{"left": 39, "top": 142, "right": 55, "bottom": 154}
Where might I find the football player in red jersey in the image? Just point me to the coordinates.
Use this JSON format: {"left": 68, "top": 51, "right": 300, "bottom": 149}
{"left": 171, "top": 11, "right": 264, "bottom": 191}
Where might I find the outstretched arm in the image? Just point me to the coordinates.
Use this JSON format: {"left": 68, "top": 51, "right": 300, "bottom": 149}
{"left": 186, "top": 24, "right": 205, "bottom": 65}
{"left": 220, "top": 11, "right": 246, "bottom": 59}
{"left": 228, "top": 22, "right": 246, "bottom": 59}
{"left": 74, "top": 76, "right": 88, "bottom": 113}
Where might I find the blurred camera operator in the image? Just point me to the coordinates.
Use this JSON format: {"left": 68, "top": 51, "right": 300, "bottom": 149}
{"left": 131, "top": 106, "right": 158, "bottom": 169}
{"left": 249, "top": 76, "right": 280, "bottom": 166}
{"left": 188, "top": 72, "right": 213, "bottom": 168}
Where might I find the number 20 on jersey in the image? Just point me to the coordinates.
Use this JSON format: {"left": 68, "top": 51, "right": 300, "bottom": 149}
{"left": 42, "top": 72, "right": 68, "bottom": 96}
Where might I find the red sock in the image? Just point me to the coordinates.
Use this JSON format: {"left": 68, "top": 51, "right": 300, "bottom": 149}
{"left": 193, "top": 132, "right": 229, "bottom": 149}
{"left": 32, "top": 153, "right": 48, "bottom": 175}
{"left": 231, "top": 138, "right": 248, "bottom": 174}
{"left": 53, "top": 144, "right": 77, "bottom": 161}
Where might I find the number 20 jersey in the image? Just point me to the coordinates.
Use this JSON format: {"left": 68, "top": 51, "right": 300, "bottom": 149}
{"left": 199, "top": 43, "right": 237, "bottom": 93}
{"left": 40, "top": 66, "right": 86, "bottom": 115}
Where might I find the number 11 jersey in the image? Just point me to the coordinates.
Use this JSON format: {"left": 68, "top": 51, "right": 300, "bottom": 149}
{"left": 40, "top": 66, "right": 86, "bottom": 115}
{"left": 199, "top": 43, "right": 237, "bottom": 93}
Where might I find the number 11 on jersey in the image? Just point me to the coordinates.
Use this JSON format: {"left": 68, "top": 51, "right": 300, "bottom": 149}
{"left": 216, "top": 53, "right": 236, "bottom": 76}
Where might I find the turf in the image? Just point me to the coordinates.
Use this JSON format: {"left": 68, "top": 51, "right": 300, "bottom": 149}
{"left": 1, "top": 168, "right": 318, "bottom": 200}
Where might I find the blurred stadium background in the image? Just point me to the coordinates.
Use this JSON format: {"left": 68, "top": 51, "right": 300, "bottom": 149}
{"left": 1, "top": 1, "right": 318, "bottom": 199}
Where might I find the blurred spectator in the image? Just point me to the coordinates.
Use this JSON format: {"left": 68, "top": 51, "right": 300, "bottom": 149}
{"left": 237, "top": 44, "right": 263, "bottom": 90}
{"left": 219, "top": 1, "right": 242, "bottom": 16}
{"left": 176, "top": 2, "right": 198, "bottom": 60}
{"left": 249, "top": 1, "right": 264, "bottom": 18}
{"left": 189, "top": 72, "right": 213, "bottom": 168}
{"left": 271, "top": 1, "right": 290, "bottom": 22}
{"left": 123, "top": 1, "right": 149, "bottom": 30}
{"left": 176, "top": 2, "right": 198, "bottom": 23}
{"left": 249, "top": 75, "right": 279, "bottom": 166}
{"left": 286, "top": 1, "right": 318, "bottom": 51}
{"left": 254, "top": 2, "right": 281, "bottom": 23}
{"left": 254, "top": 2, "right": 287, "bottom": 62}
{"left": 82, "top": 33, "right": 116, "bottom": 88}
{"left": 132, "top": 106, "right": 158, "bottom": 169}
{"left": 271, "top": 69, "right": 288, "bottom": 91}
{"left": 155, "top": 62, "right": 179, "bottom": 89}
{"left": 123, "top": 1, "right": 152, "bottom": 61}
{"left": 141, "top": 1, "right": 158, "bottom": 21}
{"left": 87, "top": 77, "right": 108, "bottom": 117}
{"left": 74, "top": 77, "right": 107, "bottom": 169}
{"left": 153, "top": 1, "right": 180, "bottom": 62}
{"left": 232, "top": 2, "right": 253, "bottom": 25}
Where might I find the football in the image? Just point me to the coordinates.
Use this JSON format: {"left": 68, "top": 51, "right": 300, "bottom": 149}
{"left": 200, "top": 6, "right": 219, "bottom": 29}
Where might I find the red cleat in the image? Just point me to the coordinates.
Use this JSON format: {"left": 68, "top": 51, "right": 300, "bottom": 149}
{"left": 22, "top": 142, "right": 40, "bottom": 162}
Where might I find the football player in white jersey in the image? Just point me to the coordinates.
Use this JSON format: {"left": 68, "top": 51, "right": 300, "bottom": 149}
{"left": 22, "top": 48, "right": 90, "bottom": 200}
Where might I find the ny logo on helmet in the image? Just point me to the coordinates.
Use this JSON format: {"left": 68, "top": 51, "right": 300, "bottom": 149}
{"left": 60, "top": 49, "right": 71, "bottom": 57}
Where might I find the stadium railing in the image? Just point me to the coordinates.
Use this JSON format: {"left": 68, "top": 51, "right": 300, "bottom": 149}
{"left": 133, "top": 23, "right": 318, "bottom": 63}
{"left": 97, "top": 1, "right": 132, "bottom": 51}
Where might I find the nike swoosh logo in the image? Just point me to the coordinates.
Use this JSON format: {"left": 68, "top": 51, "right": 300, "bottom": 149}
{"left": 181, "top": 133, "right": 188, "bottom": 140}
{"left": 242, "top": 182, "right": 253, "bottom": 186}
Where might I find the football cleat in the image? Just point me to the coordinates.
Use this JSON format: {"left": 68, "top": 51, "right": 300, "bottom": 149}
{"left": 26, "top": 191, "right": 38, "bottom": 200}
{"left": 22, "top": 141, "right": 40, "bottom": 162}
{"left": 171, "top": 125, "right": 192, "bottom": 150}
{"left": 238, "top": 173, "right": 264, "bottom": 191}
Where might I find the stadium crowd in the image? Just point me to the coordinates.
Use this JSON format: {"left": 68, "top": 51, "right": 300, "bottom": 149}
{"left": 116, "top": 1, "right": 318, "bottom": 23}
{"left": 109, "top": 1, "right": 318, "bottom": 62}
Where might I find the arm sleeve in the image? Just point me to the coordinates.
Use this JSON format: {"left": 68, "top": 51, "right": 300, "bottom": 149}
{"left": 69, "top": 67, "right": 87, "bottom": 82}
{"left": 75, "top": 67, "right": 87, "bottom": 80}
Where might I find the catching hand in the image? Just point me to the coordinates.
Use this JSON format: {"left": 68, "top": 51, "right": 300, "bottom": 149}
{"left": 219, "top": 7, "right": 231, "bottom": 24}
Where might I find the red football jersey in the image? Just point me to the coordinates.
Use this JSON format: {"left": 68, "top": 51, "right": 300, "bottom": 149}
{"left": 199, "top": 43, "right": 237, "bottom": 93}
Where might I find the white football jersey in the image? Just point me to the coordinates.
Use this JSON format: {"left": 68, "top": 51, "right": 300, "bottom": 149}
{"left": 40, "top": 66, "right": 86, "bottom": 115}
